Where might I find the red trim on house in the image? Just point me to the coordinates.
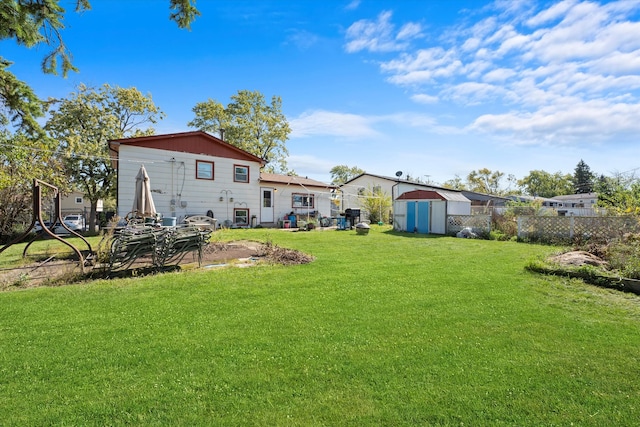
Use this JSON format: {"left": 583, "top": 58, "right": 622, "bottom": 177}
{"left": 109, "top": 131, "right": 266, "bottom": 166}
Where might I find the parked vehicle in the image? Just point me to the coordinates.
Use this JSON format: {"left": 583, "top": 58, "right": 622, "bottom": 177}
{"left": 62, "top": 215, "right": 85, "bottom": 232}
{"left": 32, "top": 221, "right": 53, "bottom": 233}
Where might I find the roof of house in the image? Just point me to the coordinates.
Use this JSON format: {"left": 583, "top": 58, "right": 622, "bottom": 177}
{"left": 343, "top": 173, "right": 453, "bottom": 192}
{"left": 460, "top": 190, "right": 510, "bottom": 202}
{"left": 507, "top": 195, "right": 558, "bottom": 203}
{"left": 551, "top": 192, "right": 598, "bottom": 201}
{"left": 259, "top": 172, "right": 334, "bottom": 189}
{"left": 108, "top": 131, "right": 266, "bottom": 166}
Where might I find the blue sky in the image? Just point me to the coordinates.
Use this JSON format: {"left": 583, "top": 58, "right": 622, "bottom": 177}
{"left": 4, "top": 0, "right": 640, "bottom": 186}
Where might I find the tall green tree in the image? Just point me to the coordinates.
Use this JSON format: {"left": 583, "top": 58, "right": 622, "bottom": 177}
{"left": 0, "top": 0, "right": 198, "bottom": 134}
{"left": 330, "top": 165, "right": 365, "bottom": 185}
{"left": 360, "top": 185, "right": 392, "bottom": 224}
{"left": 1, "top": 0, "right": 198, "bottom": 234}
{"left": 573, "top": 160, "right": 595, "bottom": 194}
{"left": 442, "top": 175, "right": 467, "bottom": 190}
{"left": 518, "top": 170, "right": 573, "bottom": 198}
{"left": 466, "top": 168, "right": 506, "bottom": 195}
{"left": 188, "top": 90, "right": 292, "bottom": 173}
{"left": 595, "top": 173, "right": 640, "bottom": 214}
{"left": 46, "top": 84, "right": 164, "bottom": 233}
{"left": 0, "top": 131, "right": 66, "bottom": 238}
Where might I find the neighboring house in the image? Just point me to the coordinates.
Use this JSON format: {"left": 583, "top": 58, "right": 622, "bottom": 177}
{"left": 341, "top": 173, "right": 497, "bottom": 221}
{"left": 36, "top": 190, "right": 102, "bottom": 227}
{"left": 60, "top": 191, "right": 103, "bottom": 218}
{"left": 506, "top": 193, "right": 601, "bottom": 216}
{"left": 109, "top": 131, "right": 334, "bottom": 227}
{"left": 394, "top": 189, "right": 471, "bottom": 234}
{"left": 550, "top": 193, "right": 598, "bottom": 208}
{"left": 506, "top": 195, "right": 561, "bottom": 208}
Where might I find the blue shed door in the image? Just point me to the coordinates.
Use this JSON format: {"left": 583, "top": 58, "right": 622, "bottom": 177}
{"left": 406, "top": 201, "right": 430, "bottom": 233}
{"left": 406, "top": 202, "right": 416, "bottom": 232}
{"left": 417, "top": 201, "right": 430, "bottom": 234}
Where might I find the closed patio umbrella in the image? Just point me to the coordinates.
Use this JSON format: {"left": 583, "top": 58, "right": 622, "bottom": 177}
{"left": 132, "top": 165, "right": 157, "bottom": 217}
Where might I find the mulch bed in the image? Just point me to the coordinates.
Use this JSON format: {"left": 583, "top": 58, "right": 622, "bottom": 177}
{"left": 0, "top": 240, "right": 314, "bottom": 291}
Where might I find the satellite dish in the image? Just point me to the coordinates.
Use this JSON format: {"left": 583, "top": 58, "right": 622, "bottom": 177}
{"left": 395, "top": 171, "right": 403, "bottom": 177}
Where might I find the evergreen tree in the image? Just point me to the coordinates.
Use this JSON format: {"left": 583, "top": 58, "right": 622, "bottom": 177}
{"left": 572, "top": 160, "right": 595, "bottom": 194}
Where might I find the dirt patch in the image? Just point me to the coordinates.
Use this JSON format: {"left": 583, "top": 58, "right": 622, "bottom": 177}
{"left": 549, "top": 250, "right": 609, "bottom": 267}
{"left": 0, "top": 240, "right": 313, "bottom": 291}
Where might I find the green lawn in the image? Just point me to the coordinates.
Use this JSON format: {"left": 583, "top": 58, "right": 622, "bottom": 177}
{"left": 1, "top": 226, "right": 639, "bottom": 426}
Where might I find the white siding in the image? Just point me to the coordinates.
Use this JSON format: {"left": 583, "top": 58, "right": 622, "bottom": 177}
{"left": 117, "top": 145, "right": 262, "bottom": 224}
{"left": 431, "top": 201, "right": 447, "bottom": 234}
{"left": 341, "top": 175, "right": 396, "bottom": 219}
{"left": 392, "top": 200, "right": 407, "bottom": 231}
{"left": 447, "top": 201, "right": 471, "bottom": 215}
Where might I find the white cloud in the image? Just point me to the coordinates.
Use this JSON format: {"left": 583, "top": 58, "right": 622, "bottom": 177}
{"left": 461, "top": 37, "right": 481, "bottom": 52}
{"left": 287, "top": 154, "right": 336, "bottom": 179}
{"left": 289, "top": 110, "right": 447, "bottom": 140}
{"left": 411, "top": 93, "right": 438, "bottom": 104}
{"left": 289, "top": 110, "right": 380, "bottom": 138}
{"left": 397, "top": 22, "right": 423, "bottom": 41}
{"left": 527, "top": 0, "right": 579, "bottom": 27}
{"left": 482, "top": 67, "right": 517, "bottom": 82}
{"left": 589, "top": 49, "right": 640, "bottom": 75}
{"left": 382, "top": 48, "right": 462, "bottom": 85}
{"left": 345, "top": 0, "right": 361, "bottom": 11}
{"left": 470, "top": 100, "right": 640, "bottom": 144}
{"left": 381, "top": 112, "right": 437, "bottom": 129}
{"left": 285, "top": 30, "right": 319, "bottom": 50}
{"left": 344, "top": 10, "right": 422, "bottom": 53}
{"left": 443, "top": 82, "right": 506, "bottom": 105}
{"left": 346, "top": 0, "right": 640, "bottom": 147}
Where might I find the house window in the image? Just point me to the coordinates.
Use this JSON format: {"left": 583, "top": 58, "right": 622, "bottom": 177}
{"left": 292, "top": 193, "right": 314, "bottom": 208}
{"left": 75, "top": 197, "right": 83, "bottom": 204}
{"left": 263, "top": 190, "right": 272, "bottom": 208}
{"left": 234, "top": 165, "right": 249, "bottom": 183}
{"left": 234, "top": 208, "right": 249, "bottom": 225}
{"left": 196, "top": 160, "right": 214, "bottom": 180}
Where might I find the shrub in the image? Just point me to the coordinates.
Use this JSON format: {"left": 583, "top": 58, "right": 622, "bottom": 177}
{"left": 604, "top": 234, "right": 640, "bottom": 279}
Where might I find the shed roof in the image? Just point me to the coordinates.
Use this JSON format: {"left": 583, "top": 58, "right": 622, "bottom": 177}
{"left": 397, "top": 189, "right": 470, "bottom": 202}
{"left": 397, "top": 190, "right": 446, "bottom": 201}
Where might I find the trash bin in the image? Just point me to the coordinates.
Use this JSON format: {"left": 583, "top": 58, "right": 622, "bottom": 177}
{"left": 162, "top": 217, "right": 177, "bottom": 227}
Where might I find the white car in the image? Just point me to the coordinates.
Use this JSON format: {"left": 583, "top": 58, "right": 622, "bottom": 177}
{"left": 61, "top": 215, "right": 85, "bottom": 232}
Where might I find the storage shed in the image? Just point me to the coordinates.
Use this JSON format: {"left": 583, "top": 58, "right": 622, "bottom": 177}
{"left": 393, "top": 189, "right": 471, "bottom": 234}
